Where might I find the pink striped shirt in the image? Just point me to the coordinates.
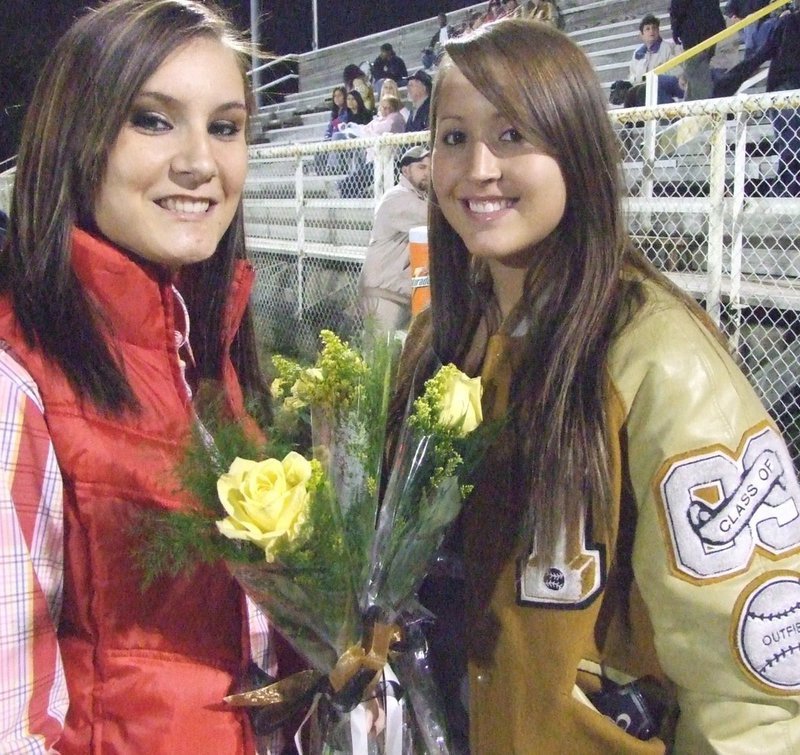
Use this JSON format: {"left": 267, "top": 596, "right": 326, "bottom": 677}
{"left": 0, "top": 346, "right": 278, "bottom": 753}
{"left": 0, "top": 347, "right": 67, "bottom": 753}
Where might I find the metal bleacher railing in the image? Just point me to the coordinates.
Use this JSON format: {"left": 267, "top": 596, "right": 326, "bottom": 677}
{"left": 242, "top": 91, "right": 800, "bottom": 463}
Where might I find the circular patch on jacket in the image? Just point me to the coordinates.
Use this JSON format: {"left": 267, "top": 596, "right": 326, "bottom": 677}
{"left": 544, "top": 567, "right": 566, "bottom": 591}
{"left": 733, "top": 571, "right": 800, "bottom": 693}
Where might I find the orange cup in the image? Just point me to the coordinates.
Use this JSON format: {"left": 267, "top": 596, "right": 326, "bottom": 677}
{"left": 409, "top": 225, "right": 430, "bottom": 316}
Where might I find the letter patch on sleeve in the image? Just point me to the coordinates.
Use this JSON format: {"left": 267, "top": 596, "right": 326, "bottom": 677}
{"left": 518, "top": 506, "right": 605, "bottom": 609}
{"left": 656, "top": 424, "right": 800, "bottom": 582}
{"left": 732, "top": 571, "right": 800, "bottom": 693}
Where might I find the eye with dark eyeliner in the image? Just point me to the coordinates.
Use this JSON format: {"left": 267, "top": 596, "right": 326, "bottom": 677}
{"left": 129, "top": 110, "right": 171, "bottom": 132}
{"left": 499, "top": 127, "right": 524, "bottom": 143}
{"left": 441, "top": 129, "right": 467, "bottom": 146}
{"left": 209, "top": 120, "right": 243, "bottom": 138}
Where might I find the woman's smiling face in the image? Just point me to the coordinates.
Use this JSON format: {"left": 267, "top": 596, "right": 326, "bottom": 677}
{"left": 431, "top": 65, "right": 566, "bottom": 271}
{"left": 93, "top": 36, "right": 248, "bottom": 270}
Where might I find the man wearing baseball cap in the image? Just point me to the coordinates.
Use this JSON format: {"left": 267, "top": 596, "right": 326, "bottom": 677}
{"left": 358, "top": 146, "right": 430, "bottom": 332}
{"left": 405, "top": 70, "right": 432, "bottom": 132}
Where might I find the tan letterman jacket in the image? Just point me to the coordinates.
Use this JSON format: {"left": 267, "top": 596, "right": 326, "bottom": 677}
{"left": 450, "top": 280, "right": 800, "bottom": 753}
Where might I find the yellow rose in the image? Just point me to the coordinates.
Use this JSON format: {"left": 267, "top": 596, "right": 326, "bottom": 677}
{"left": 270, "top": 377, "right": 284, "bottom": 398}
{"left": 438, "top": 368, "right": 483, "bottom": 436}
{"left": 216, "top": 452, "right": 312, "bottom": 561}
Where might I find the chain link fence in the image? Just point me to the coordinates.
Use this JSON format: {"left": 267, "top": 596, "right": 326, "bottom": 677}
{"left": 612, "top": 92, "right": 800, "bottom": 459}
{"left": 244, "top": 93, "right": 800, "bottom": 462}
{"left": 245, "top": 132, "right": 426, "bottom": 357}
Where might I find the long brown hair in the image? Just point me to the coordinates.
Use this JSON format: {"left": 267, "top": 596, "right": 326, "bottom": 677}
{"left": 392, "top": 19, "right": 706, "bottom": 560}
{"left": 0, "top": 0, "right": 268, "bottom": 416}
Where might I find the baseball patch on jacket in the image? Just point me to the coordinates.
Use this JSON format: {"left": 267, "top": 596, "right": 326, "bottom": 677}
{"left": 732, "top": 571, "right": 800, "bottom": 693}
{"left": 656, "top": 423, "right": 800, "bottom": 582}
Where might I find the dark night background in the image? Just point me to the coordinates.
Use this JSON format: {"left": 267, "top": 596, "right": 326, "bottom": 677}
{"left": 0, "top": 0, "right": 475, "bottom": 161}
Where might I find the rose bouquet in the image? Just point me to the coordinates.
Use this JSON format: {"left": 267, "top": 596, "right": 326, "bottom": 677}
{"left": 137, "top": 330, "right": 488, "bottom": 754}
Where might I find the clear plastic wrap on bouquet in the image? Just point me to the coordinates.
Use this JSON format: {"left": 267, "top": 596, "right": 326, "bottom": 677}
{"left": 144, "top": 332, "right": 488, "bottom": 753}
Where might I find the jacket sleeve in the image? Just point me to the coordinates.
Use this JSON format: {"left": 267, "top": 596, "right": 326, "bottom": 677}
{"left": 609, "top": 295, "right": 800, "bottom": 753}
{"left": 380, "top": 189, "right": 429, "bottom": 239}
{"left": 0, "top": 353, "right": 67, "bottom": 754}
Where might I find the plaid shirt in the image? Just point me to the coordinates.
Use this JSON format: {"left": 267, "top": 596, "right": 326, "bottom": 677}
{"left": 0, "top": 347, "right": 66, "bottom": 753}
{"left": 0, "top": 346, "right": 278, "bottom": 754}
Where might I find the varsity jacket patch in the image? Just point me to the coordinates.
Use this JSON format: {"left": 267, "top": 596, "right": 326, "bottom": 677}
{"left": 656, "top": 422, "right": 800, "bottom": 583}
{"left": 732, "top": 570, "right": 800, "bottom": 694}
{"left": 517, "top": 506, "right": 606, "bottom": 609}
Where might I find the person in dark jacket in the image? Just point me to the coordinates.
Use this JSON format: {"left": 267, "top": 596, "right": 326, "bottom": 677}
{"left": 714, "top": 5, "right": 800, "bottom": 195}
{"left": 670, "top": 0, "right": 726, "bottom": 99}
{"left": 372, "top": 43, "right": 408, "bottom": 84}
{"left": 726, "top": 0, "right": 776, "bottom": 58}
{"left": 346, "top": 89, "right": 373, "bottom": 125}
{"left": 405, "top": 69, "right": 432, "bottom": 132}
{"left": 372, "top": 43, "right": 408, "bottom": 100}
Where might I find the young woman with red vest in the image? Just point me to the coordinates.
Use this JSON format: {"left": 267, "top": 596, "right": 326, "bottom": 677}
{"left": 0, "top": 2, "right": 282, "bottom": 752}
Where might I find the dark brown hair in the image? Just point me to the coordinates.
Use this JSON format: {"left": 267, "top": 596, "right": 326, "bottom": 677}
{"left": 392, "top": 19, "right": 707, "bottom": 559}
{"left": 1, "top": 0, "right": 268, "bottom": 416}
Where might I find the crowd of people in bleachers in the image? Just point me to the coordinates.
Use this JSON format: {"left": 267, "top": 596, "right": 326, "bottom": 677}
{"left": 312, "top": 0, "right": 565, "bottom": 194}
{"left": 309, "top": 0, "right": 798, "bottom": 198}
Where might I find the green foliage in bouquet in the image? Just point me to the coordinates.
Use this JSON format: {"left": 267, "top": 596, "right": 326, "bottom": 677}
{"left": 135, "top": 325, "right": 494, "bottom": 750}
{"left": 271, "top": 330, "right": 368, "bottom": 415}
{"left": 135, "top": 330, "right": 400, "bottom": 662}
{"left": 365, "top": 364, "right": 488, "bottom": 618}
{"left": 135, "top": 421, "right": 267, "bottom": 588}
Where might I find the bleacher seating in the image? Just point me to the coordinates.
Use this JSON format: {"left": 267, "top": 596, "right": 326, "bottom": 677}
{"left": 250, "top": 0, "right": 745, "bottom": 146}
{"left": 241, "top": 0, "right": 784, "bottom": 273}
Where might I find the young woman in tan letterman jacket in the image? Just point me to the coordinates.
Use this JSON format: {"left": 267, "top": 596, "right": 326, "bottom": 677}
{"left": 388, "top": 18, "right": 800, "bottom": 754}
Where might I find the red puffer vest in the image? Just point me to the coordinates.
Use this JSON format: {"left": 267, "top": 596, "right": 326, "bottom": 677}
{"left": 0, "top": 229, "right": 258, "bottom": 755}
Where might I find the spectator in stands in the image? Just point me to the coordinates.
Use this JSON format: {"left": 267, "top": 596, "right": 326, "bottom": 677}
{"left": 725, "top": 0, "right": 776, "bottom": 59}
{"left": 525, "top": 0, "right": 558, "bottom": 26}
{"left": 373, "top": 43, "right": 408, "bottom": 85}
{"left": 615, "top": 14, "right": 685, "bottom": 106}
{"left": 358, "top": 146, "right": 430, "bottom": 332}
{"left": 405, "top": 69, "right": 432, "bottom": 132}
{"left": 670, "top": 0, "right": 726, "bottom": 99}
{"left": 379, "top": 78, "right": 409, "bottom": 120}
{"left": 468, "top": 10, "right": 487, "bottom": 31}
{"left": 423, "top": 13, "right": 456, "bottom": 71}
{"left": 485, "top": 0, "right": 504, "bottom": 22}
{"left": 394, "top": 17, "right": 800, "bottom": 754}
{"left": 369, "top": 95, "right": 407, "bottom": 136}
{"left": 714, "top": 4, "right": 800, "bottom": 195}
{"left": 324, "top": 85, "right": 349, "bottom": 139}
{"left": 500, "top": 0, "right": 521, "bottom": 18}
{"left": 343, "top": 63, "right": 376, "bottom": 114}
{"left": 323, "top": 90, "right": 373, "bottom": 174}
{"left": 372, "top": 43, "right": 408, "bottom": 100}
{"left": 314, "top": 86, "right": 350, "bottom": 175}
{"left": 346, "top": 89, "right": 373, "bottom": 126}
{"left": 338, "top": 94, "right": 408, "bottom": 198}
